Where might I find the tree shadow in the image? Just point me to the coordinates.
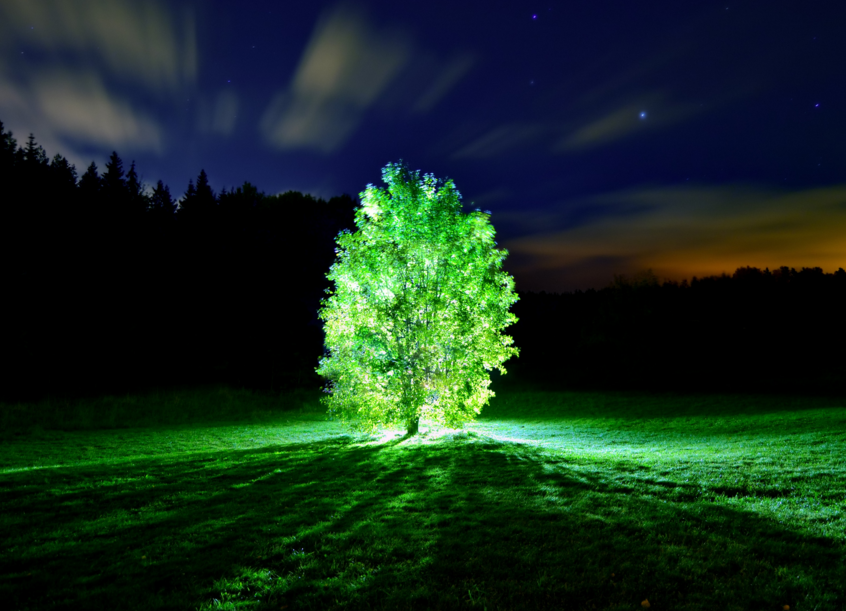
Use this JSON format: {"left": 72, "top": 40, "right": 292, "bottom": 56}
{"left": 1, "top": 435, "right": 844, "bottom": 610}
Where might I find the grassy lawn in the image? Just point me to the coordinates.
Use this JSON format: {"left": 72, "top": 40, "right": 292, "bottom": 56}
{"left": 1, "top": 385, "right": 845, "bottom": 610}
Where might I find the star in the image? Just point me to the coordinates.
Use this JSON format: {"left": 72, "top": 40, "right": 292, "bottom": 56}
{"left": 639, "top": 111, "right": 647, "bottom": 119}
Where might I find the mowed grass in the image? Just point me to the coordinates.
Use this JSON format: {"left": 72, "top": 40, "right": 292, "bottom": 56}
{"left": 1, "top": 386, "right": 845, "bottom": 610}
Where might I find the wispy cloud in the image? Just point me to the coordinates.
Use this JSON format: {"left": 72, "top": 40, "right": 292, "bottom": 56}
{"left": 451, "top": 123, "right": 547, "bottom": 160}
{"left": 444, "top": 77, "right": 707, "bottom": 160}
{"left": 411, "top": 53, "right": 475, "bottom": 114}
{"left": 260, "top": 2, "right": 475, "bottom": 153}
{"left": 443, "top": 7, "right": 765, "bottom": 162}
{"left": 505, "top": 184, "right": 846, "bottom": 291}
{"left": 0, "top": 0, "right": 196, "bottom": 94}
{"left": 197, "top": 90, "right": 240, "bottom": 137}
{"left": 554, "top": 92, "right": 704, "bottom": 152}
{"left": 32, "top": 71, "right": 163, "bottom": 151}
{"left": 0, "top": 0, "right": 194, "bottom": 160}
{"left": 0, "top": 69, "right": 163, "bottom": 168}
{"left": 260, "top": 3, "right": 410, "bottom": 153}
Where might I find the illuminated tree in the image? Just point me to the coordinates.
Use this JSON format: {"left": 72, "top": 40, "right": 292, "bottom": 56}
{"left": 317, "top": 162, "right": 519, "bottom": 435}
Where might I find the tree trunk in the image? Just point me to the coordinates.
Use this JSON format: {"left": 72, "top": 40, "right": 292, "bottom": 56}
{"left": 406, "top": 416, "right": 419, "bottom": 436}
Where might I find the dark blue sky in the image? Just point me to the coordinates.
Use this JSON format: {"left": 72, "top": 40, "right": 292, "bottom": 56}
{"left": 2, "top": 0, "right": 844, "bottom": 291}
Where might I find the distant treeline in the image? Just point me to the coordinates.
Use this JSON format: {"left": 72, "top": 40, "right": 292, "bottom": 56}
{"left": 1, "top": 122, "right": 355, "bottom": 401}
{"left": 3, "top": 121, "right": 844, "bottom": 401}
{"left": 511, "top": 267, "right": 846, "bottom": 393}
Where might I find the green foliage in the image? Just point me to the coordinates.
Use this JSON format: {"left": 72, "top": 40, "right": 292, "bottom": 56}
{"left": 317, "top": 162, "right": 519, "bottom": 433}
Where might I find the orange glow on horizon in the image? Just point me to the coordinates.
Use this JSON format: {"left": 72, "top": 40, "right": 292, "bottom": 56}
{"left": 503, "top": 183, "right": 846, "bottom": 291}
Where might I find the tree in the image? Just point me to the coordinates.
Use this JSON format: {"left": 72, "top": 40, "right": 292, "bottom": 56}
{"left": 125, "top": 160, "right": 149, "bottom": 219}
{"left": 219, "top": 180, "right": 262, "bottom": 226}
{"left": 195, "top": 169, "right": 216, "bottom": 212}
{"left": 317, "top": 161, "right": 519, "bottom": 435}
{"left": 0, "top": 121, "right": 17, "bottom": 168}
{"left": 149, "top": 180, "right": 176, "bottom": 220}
{"left": 178, "top": 178, "right": 196, "bottom": 217}
{"left": 46, "top": 154, "right": 78, "bottom": 229}
{"left": 49, "top": 154, "right": 78, "bottom": 191}
{"left": 22, "top": 133, "right": 48, "bottom": 167}
{"left": 610, "top": 268, "right": 660, "bottom": 291}
{"left": 18, "top": 134, "right": 50, "bottom": 218}
{"left": 178, "top": 169, "right": 216, "bottom": 223}
{"left": 78, "top": 162, "right": 101, "bottom": 207}
{"left": 100, "top": 151, "right": 127, "bottom": 208}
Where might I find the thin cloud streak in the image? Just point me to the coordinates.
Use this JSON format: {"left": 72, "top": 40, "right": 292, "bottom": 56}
{"left": 197, "top": 90, "right": 240, "bottom": 137}
{"left": 451, "top": 123, "right": 547, "bottom": 160}
{"left": 412, "top": 53, "right": 475, "bottom": 113}
{"left": 260, "top": 2, "right": 476, "bottom": 153}
{"left": 0, "top": 70, "right": 164, "bottom": 158}
{"left": 554, "top": 93, "right": 704, "bottom": 152}
{"left": 260, "top": 3, "right": 410, "bottom": 153}
{"left": 505, "top": 184, "right": 846, "bottom": 291}
{"left": 0, "top": 0, "right": 196, "bottom": 94}
{"left": 0, "top": 0, "right": 193, "bottom": 162}
{"left": 32, "top": 71, "right": 164, "bottom": 151}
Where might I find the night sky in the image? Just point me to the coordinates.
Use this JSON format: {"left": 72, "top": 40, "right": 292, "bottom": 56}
{"left": 1, "top": 0, "right": 844, "bottom": 292}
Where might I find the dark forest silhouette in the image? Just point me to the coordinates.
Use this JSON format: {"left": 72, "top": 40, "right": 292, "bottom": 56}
{"left": 1, "top": 122, "right": 355, "bottom": 401}
{"left": 512, "top": 267, "right": 846, "bottom": 393}
{"left": 2, "top": 120, "right": 844, "bottom": 401}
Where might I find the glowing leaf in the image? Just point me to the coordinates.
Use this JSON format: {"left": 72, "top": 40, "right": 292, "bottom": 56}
{"left": 316, "top": 161, "right": 519, "bottom": 434}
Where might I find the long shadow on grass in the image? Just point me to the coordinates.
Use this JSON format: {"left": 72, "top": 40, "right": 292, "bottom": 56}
{"left": 1, "top": 434, "right": 844, "bottom": 611}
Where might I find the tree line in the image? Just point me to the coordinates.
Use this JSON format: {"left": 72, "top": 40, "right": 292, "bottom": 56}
{"left": 510, "top": 267, "right": 846, "bottom": 394}
{"left": 3, "top": 119, "right": 843, "bottom": 401}
{"left": 1, "top": 121, "right": 355, "bottom": 401}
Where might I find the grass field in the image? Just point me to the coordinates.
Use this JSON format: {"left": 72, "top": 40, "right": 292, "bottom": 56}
{"left": 1, "top": 385, "right": 845, "bottom": 610}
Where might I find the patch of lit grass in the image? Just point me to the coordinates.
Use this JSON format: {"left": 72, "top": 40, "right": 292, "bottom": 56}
{"left": 0, "top": 385, "right": 320, "bottom": 436}
{"left": 1, "top": 387, "right": 844, "bottom": 610}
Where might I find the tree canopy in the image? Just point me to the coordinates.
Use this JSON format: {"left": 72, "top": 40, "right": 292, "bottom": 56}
{"left": 317, "top": 162, "right": 519, "bottom": 435}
